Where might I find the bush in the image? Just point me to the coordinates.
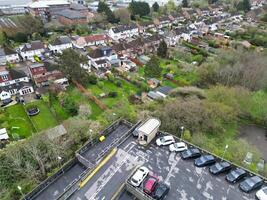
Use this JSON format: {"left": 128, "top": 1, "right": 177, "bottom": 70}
{"left": 63, "top": 97, "right": 78, "bottom": 116}
{"left": 115, "top": 81, "right": 122, "bottom": 87}
{"left": 108, "top": 91, "right": 118, "bottom": 98}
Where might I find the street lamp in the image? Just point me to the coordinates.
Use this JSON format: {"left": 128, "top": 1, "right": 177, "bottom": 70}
{"left": 180, "top": 126, "right": 185, "bottom": 139}
{"left": 17, "top": 186, "right": 26, "bottom": 200}
{"left": 57, "top": 156, "right": 63, "bottom": 168}
{"left": 222, "top": 144, "right": 229, "bottom": 160}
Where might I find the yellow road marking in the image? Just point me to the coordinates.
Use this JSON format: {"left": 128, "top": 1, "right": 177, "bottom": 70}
{"left": 79, "top": 148, "right": 117, "bottom": 188}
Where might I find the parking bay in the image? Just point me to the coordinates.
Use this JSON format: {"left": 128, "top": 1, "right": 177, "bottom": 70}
{"left": 70, "top": 136, "right": 256, "bottom": 200}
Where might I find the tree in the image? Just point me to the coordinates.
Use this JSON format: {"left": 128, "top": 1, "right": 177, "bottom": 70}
{"left": 237, "top": 0, "right": 251, "bottom": 12}
{"left": 57, "top": 49, "right": 95, "bottom": 86}
{"left": 144, "top": 56, "right": 162, "bottom": 78}
{"left": 129, "top": 1, "right": 150, "bottom": 17}
{"left": 242, "top": 0, "right": 251, "bottom": 12}
{"left": 152, "top": 2, "right": 160, "bottom": 12}
{"left": 157, "top": 40, "right": 168, "bottom": 58}
{"left": 182, "top": 0, "right": 188, "bottom": 7}
{"left": 12, "top": 32, "right": 28, "bottom": 43}
{"left": 97, "top": 1, "right": 118, "bottom": 23}
{"left": 114, "top": 8, "right": 131, "bottom": 24}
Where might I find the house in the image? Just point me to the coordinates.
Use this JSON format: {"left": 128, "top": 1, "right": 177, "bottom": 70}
{"left": 72, "top": 34, "right": 109, "bottom": 49}
{"left": 174, "top": 27, "right": 191, "bottom": 42}
{"left": 28, "top": 0, "right": 70, "bottom": 20}
{"left": 28, "top": 62, "right": 66, "bottom": 87}
{"left": 0, "top": 47, "right": 20, "bottom": 64}
{"left": 19, "top": 41, "right": 45, "bottom": 61}
{"left": 58, "top": 9, "right": 87, "bottom": 25}
{"left": 157, "top": 16, "right": 172, "bottom": 28}
{"left": 108, "top": 24, "right": 139, "bottom": 40}
{"left": 87, "top": 46, "right": 119, "bottom": 69}
{"left": 48, "top": 36, "right": 73, "bottom": 54}
{"left": 0, "top": 66, "right": 34, "bottom": 100}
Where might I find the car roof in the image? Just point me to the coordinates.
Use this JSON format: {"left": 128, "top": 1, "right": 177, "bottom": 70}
{"left": 249, "top": 176, "right": 262, "bottom": 183}
{"left": 175, "top": 142, "right": 186, "bottom": 147}
{"left": 202, "top": 155, "right": 214, "bottom": 159}
{"left": 145, "top": 176, "right": 157, "bottom": 188}
{"left": 234, "top": 168, "right": 246, "bottom": 174}
{"left": 163, "top": 135, "right": 174, "bottom": 140}
{"left": 190, "top": 148, "right": 200, "bottom": 153}
{"left": 220, "top": 161, "right": 230, "bottom": 167}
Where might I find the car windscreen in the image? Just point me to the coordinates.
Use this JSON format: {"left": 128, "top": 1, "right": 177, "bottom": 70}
{"left": 263, "top": 188, "right": 267, "bottom": 194}
{"left": 131, "top": 178, "right": 138, "bottom": 184}
{"left": 215, "top": 163, "right": 223, "bottom": 170}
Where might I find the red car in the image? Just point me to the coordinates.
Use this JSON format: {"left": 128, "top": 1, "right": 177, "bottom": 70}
{"left": 143, "top": 175, "right": 159, "bottom": 195}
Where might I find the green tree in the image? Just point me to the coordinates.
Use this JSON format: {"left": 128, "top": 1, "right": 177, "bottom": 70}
{"left": 114, "top": 8, "right": 131, "bottom": 24}
{"left": 97, "top": 1, "right": 118, "bottom": 23}
{"left": 243, "top": 0, "right": 251, "bottom": 12}
{"left": 152, "top": 2, "right": 160, "bottom": 12}
{"left": 182, "top": 0, "right": 188, "bottom": 7}
{"left": 144, "top": 56, "right": 162, "bottom": 78}
{"left": 57, "top": 49, "right": 96, "bottom": 85}
{"left": 129, "top": 1, "right": 150, "bottom": 17}
{"left": 157, "top": 40, "right": 168, "bottom": 58}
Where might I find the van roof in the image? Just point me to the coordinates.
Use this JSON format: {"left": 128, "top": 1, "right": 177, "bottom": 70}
{"left": 138, "top": 118, "right": 160, "bottom": 135}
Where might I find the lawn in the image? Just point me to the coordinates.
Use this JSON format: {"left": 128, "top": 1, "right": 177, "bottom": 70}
{"left": 65, "top": 86, "right": 103, "bottom": 119}
{"left": 4, "top": 104, "right": 36, "bottom": 139}
{"left": 88, "top": 79, "right": 139, "bottom": 109}
{"left": 26, "top": 101, "right": 58, "bottom": 132}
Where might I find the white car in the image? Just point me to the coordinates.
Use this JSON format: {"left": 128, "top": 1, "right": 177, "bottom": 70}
{"left": 169, "top": 142, "right": 187, "bottom": 152}
{"left": 256, "top": 187, "right": 267, "bottom": 200}
{"left": 156, "top": 135, "right": 175, "bottom": 146}
{"left": 130, "top": 166, "right": 149, "bottom": 187}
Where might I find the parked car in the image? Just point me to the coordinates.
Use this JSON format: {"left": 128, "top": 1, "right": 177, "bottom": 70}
{"left": 169, "top": 142, "right": 187, "bottom": 152}
{"left": 153, "top": 182, "right": 170, "bottom": 200}
{"left": 181, "top": 148, "right": 201, "bottom": 159}
{"left": 226, "top": 168, "right": 247, "bottom": 183}
{"left": 156, "top": 135, "right": 175, "bottom": 146}
{"left": 209, "top": 161, "right": 231, "bottom": 175}
{"left": 143, "top": 175, "right": 159, "bottom": 195}
{"left": 130, "top": 166, "right": 149, "bottom": 187}
{"left": 256, "top": 187, "right": 267, "bottom": 200}
{"left": 239, "top": 176, "right": 263, "bottom": 193}
{"left": 194, "top": 155, "right": 216, "bottom": 167}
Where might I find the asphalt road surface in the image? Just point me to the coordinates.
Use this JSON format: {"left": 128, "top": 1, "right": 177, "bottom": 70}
{"left": 70, "top": 135, "right": 259, "bottom": 200}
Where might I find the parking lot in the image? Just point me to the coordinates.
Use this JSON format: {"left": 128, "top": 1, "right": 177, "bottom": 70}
{"left": 70, "top": 133, "right": 261, "bottom": 200}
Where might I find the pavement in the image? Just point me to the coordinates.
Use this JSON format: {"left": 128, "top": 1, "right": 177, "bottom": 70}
{"left": 69, "top": 135, "right": 260, "bottom": 200}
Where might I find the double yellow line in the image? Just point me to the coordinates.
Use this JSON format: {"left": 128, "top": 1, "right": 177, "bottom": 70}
{"left": 79, "top": 148, "right": 117, "bottom": 188}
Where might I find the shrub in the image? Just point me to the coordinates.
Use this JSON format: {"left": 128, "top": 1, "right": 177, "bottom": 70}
{"left": 108, "top": 91, "right": 118, "bottom": 98}
{"left": 115, "top": 81, "right": 122, "bottom": 87}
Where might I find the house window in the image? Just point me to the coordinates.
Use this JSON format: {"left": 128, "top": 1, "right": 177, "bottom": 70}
{"left": 2, "top": 75, "right": 9, "bottom": 81}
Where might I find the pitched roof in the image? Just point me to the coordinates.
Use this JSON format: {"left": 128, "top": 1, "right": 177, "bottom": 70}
{"left": 70, "top": 3, "right": 88, "bottom": 10}
{"left": 84, "top": 34, "right": 107, "bottom": 43}
{"left": 21, "top": 41, "right": 45, "bottom": 52}
{"left": 51, "top": 36, "right": 72, "bottom": 46}
{"left": 58, "top": 9, "right": 86, "bottom": 19}
{"left": 112, "top": 24, "right": 138, "bottom": 33}
{"left": 9, "top": 69, "right": 27, "bottom": 79}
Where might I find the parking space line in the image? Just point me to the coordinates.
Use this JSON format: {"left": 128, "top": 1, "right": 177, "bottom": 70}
{"left": 79, "top": 148, "right": 117, "bottom": 188}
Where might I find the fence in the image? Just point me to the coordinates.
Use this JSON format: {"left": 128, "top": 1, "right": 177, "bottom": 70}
{"left": 24, "top": 158, "right": 78, "bottom": 200}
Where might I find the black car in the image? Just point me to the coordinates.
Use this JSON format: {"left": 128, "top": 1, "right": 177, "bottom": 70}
{"left": 209, "top": 161, "right": 231, "bottom": 175}
{"left": 226, "top": 168, "right": 247, "bottom": 183}
{"left": 194, "top": 155, "right": 216, "bottom": 167}
{"left": 239, "top": 176, "right": 263, "bottom": 193}
{"left": 153, "top": 182, "right": 170, "bottom": 200}
{"left": 181, "top": 148, "right": 201, "bottom": 159}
